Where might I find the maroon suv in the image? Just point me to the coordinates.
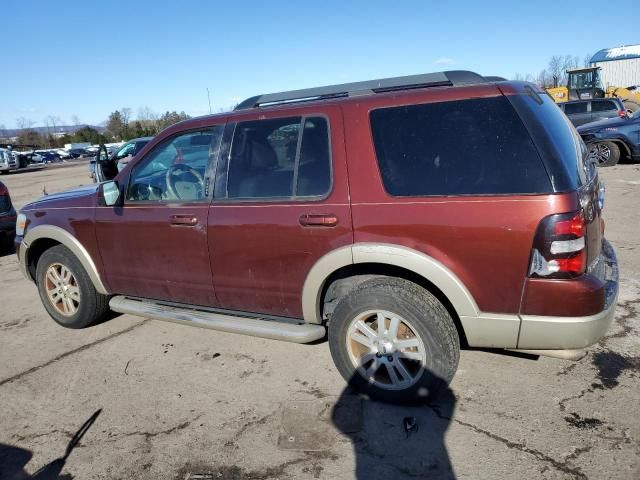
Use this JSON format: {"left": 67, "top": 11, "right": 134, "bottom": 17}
{"left": 15, "top": 71, "right": 619, "bottom": 402}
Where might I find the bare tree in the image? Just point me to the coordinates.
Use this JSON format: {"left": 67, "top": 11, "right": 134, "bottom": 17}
{"left": 42, "top": 117, "right": 52, "bottom": 147}
{"left": 47, "top": 115, "right": 60, "bottom": 132}
{"left": 561, "top": 55, "right": 579, "bottom": 84}
{"left": 71, "top": 115, "right": 81, "bottom": 127}
{"left": 121, "top": 108, "right": 131, "bottom": 126}
{"left": 583, "top": 53, "right": 592, "bottom": 67}
{"left": 136, "top": 106, "right": 159, "bottom": 133}
{"left": 136, "top": 106, "right": 157, "bottom": 122}
{"left": 548, "top": 56, "right": 563, "bottom": 87}
{"left": 0, "top": 124, "right": 6, "bottom": 141}
{"left": 16, "top": 117, "right": 35, "bottom": 129}
{"left": 537, "top": 69, "right": 550, "bottom": 88}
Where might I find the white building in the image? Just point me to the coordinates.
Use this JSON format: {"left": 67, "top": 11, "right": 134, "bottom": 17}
{"left": 590, "top": 44, "right": 640, "bottom": 88}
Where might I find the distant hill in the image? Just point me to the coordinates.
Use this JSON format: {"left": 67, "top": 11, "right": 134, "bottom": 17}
{"left": 0, "top": 124, "right": 106, "bottom": 136}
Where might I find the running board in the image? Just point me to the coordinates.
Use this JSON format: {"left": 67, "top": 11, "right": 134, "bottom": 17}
{"left": 109, "top": 296, "right": 326, "bottom": 344}
{"left": 507, "top": 348, "right": 587, "bottom": 361}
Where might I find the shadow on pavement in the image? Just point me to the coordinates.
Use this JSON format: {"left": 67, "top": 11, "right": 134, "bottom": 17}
{"left": 0, "top": 409, "right": 101, "bottom": 480}
{"left": 332, "top": 369, "right": 457, "bottom": 480}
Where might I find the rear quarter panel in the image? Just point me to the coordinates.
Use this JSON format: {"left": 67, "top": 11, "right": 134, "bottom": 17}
{"left": 342, "top": 85, "right": 578, "bottom": 314}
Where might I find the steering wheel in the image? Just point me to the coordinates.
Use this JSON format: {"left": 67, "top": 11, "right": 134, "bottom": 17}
{"left": 165, "top": 164, "right": 205, "bottom": 200}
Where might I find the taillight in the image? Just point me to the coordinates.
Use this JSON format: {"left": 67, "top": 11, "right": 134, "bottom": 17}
{"left": 618, "top": 110, "right": 627, "bottom": 118}
{"left": 529, "top": 211, "right": 586, "bottom": 279}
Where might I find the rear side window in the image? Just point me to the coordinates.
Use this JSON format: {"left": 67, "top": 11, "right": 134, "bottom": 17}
{"left": 226, "top": 116, "right": 331, "bottom": 199}
{"left": 370, "top": 96, "right": 551, "bottom": 196}
{"left": 591, "top": 100, "right": 617, "bottom": 113}
{"left": 564, "top": 102, "right": 588, "bottom": 115}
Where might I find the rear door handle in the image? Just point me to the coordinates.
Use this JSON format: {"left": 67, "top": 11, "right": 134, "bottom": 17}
{"left": 299, "top": 214, "right": 338, "bottom": 227}
{"left": 169, "top": 214, "right": 198, "bottom": 226}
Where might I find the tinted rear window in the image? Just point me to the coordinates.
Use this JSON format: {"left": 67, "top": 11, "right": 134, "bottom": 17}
{"left": 591, "top": 100, "right": 617, "bottom": 112}
{"left": 370, "top": 96, "right": 551, "bottom": 196}
{"left": 565, "top": 102, "right": 588, "bottom": 114}
{"left": 506, "top": 89, "right": 590, "bottom": 191}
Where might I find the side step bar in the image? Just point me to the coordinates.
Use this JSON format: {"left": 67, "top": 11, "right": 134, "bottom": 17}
{"left": 109, "top": 296, "right": 326, "bottom": 344}
{"left": 507, "top": 348, "right": 587, "bottom": 361}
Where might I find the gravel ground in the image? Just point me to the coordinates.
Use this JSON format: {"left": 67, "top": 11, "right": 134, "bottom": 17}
{"left": 0, "top": 163, "right": 638, "bottom": 480}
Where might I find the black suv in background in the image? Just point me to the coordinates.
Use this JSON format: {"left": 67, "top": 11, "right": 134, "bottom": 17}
{"left": 559, "top": 98, "right": 627, "bottom": 127}
{"left": 578, "top": 112, "right": 640, "bottom": 166}
{"left": 0, "top": 181, "right": 16, "bottom": 252}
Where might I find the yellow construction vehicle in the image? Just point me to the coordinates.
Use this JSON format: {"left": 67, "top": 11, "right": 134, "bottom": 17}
{"left": 546, "top": 66, "right": 640, "bottom": 114}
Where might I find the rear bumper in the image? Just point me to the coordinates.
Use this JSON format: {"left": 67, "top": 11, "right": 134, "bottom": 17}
{"left": 517, "top": 239, "right": 619, "bottom": 349}
{"left": 0, "top": 216, "right": 16, "bottom": 241}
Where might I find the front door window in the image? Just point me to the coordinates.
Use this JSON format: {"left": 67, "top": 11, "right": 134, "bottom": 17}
{"left": 128, "top": 129, "right": 222, "bottom": 202}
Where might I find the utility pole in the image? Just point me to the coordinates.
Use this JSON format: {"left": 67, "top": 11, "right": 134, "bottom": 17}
{"left": 206, "top": 88, "right": 212, "bottom": 114}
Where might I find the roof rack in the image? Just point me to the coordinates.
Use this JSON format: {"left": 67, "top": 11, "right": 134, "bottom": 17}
{"left": 235, "top": 70, "right": 488, "bottom": 110}
{"left": 484, "top": 75, "right": 508, "bottom": 82}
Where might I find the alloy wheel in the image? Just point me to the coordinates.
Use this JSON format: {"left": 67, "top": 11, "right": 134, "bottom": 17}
{"left": 45, "top": 263, "right": 80, "bottom": 317}
{"left": 346, "top": 310, "right": 427, "bottom": 390}
{"left": 589, "top": 143, "right": 611, "bottom": 165}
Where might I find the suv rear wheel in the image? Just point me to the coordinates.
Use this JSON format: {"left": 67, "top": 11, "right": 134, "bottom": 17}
{"left": 36, "top": 245, "right": 110, "bottom": 329}
{"left": 328, "top": 277, "right": 459, "bottom": 404}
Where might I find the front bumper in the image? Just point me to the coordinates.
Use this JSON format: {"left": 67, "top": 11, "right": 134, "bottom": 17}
{"left": 517, "top": 239, "right": 619, "bottom": 349}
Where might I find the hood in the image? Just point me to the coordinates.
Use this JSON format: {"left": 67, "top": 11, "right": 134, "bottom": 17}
{"left": 24, "top": 184, "right": 98, "bottom": 209}
{"left": 577, "top": 115, "right": 632, "bottom": 133}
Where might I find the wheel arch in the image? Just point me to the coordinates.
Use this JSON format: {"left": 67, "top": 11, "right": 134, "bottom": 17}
{"left": 301, "top": 243, "right": 479, "bottom": 326}
{"left": 22, "top": 225, "right": 109, "bottom": 295}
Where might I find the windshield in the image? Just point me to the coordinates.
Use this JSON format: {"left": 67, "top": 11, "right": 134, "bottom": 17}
{"left": 568, "top": 70, "right": 603, "bottom": 90}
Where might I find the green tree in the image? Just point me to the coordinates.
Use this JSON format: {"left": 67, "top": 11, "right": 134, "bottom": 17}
{"left": 72, "top": 126, "right": 106, "bottom": 144}
{"left": 157, "top": 111, "right": 191, "bottom": 131}
{"left": 106, "top": 110, "right": 125, "bottom": 140}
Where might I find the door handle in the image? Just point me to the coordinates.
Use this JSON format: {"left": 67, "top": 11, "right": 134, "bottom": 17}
{"left": 169, "top": 214, "right": 198, "bottom": 226}
{"left": 299, "top": 214, "right": 338, "bottom": 227}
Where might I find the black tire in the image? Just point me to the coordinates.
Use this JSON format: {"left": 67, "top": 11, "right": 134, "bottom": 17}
{"left": 36, "top": 244, "right": 110, "bottom": 329}
{"left": 589, "top": 141, "right": 620, "bottom": 167}
{"left": 328, "top": 277, "right": 460, "bottom": 404}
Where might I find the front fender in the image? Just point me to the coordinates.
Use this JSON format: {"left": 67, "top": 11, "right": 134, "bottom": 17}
{"left": 20, "top": 225, "right": 109, "bottom": 295}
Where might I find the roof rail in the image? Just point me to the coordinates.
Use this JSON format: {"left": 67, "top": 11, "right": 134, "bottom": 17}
{"left": 234, "top": 70, "right": 487, "bottom": 110}
{"left": 484, "top": 75, "right": 508, "bottom": 82}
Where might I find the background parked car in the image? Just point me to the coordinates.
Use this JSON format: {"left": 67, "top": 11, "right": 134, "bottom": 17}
{"left": 13, "top": 152, "right": 40, "bottom": 167}
{"left": 0, "top": 148, "right": 17, "bottom": 173}
{"left": 90, "top": 137, "right": 152, "bottom": 181}
{"left": 39, "top": 151, "right": 61, "bottom": 163}
{"left": 559, "top": 98, "right": 627, "bottom": 127}
{"left": 56, "top": 149, "right": 73, "bottom": 159}
{"left": 67, "top": 148, "right": 88, "bottom": 158}
{"left": 578, "top": 113, "right": 640, "bottom": 166}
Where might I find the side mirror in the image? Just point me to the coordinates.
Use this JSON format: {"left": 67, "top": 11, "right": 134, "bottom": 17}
{"left": 101, "top": 181, "right": 121, "bottom": 207}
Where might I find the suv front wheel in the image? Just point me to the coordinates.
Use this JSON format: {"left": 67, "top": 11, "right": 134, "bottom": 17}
{"left": 36, "top": 245, "right": 110, "bottom": 329}
{"left": 328, "top": 277, "right": 460, "bottom": 404}
{"left": 589, "top": 141, "right": 620, "bottom": 167}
